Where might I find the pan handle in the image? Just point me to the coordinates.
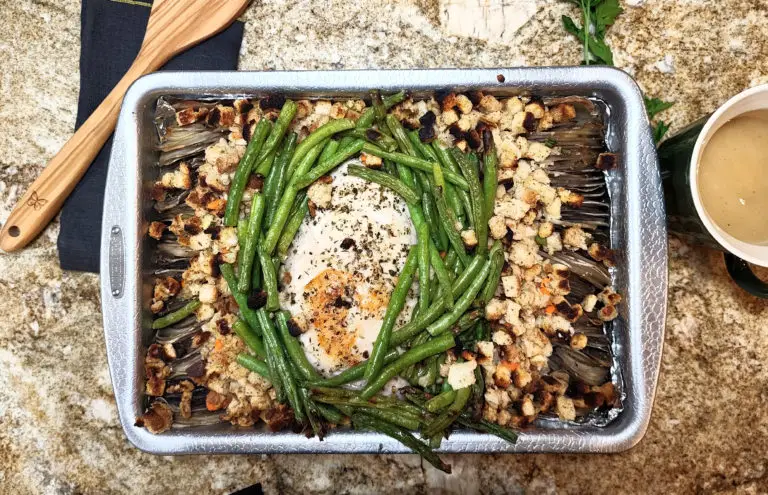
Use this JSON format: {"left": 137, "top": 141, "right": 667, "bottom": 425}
{"left": 724, "top": 253, "right": 768, "bottom": 298}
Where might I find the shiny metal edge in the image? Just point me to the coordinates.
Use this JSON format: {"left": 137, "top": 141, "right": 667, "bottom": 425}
{"left": 100, "top": 67, "right": 667, "bottom": 454}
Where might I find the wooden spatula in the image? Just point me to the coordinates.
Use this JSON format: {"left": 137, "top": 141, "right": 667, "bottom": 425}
{"left": 0, "top": 0, "right": 249, "bottom": 252}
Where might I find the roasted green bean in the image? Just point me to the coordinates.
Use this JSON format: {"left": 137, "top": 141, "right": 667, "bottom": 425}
{"left": 406, "top": 131, "right": 440, "bottom": 163}
{"left": 444, "top": 249, "right": 458, "bottom": 279}
{"left": 151, "top": 300, "right": 200, "bottom": 329}
{"left": 370, "top": 90, "right": 389, "bottom": 129}
{"left": 232, "top": 318, "right": 266, "bottom": 359}
{"left": 421, "top": 188, "right": 448, "bottom": 251}
{"left": 318, "top": 138, "right": 340, "bottom": 165}
{"left": 347, "top": 164, "right": 421, "bottom": 204}
{"left": 471, "top": 364, "right": 485, "bottom": 419}
{"left": 482, "top": 131, "right": 498, "bottom": 225}
{"left": 431, "top": 167, "right": 470, "bottom": 267}
{"left": 236, "top": 353, "right": 271, "bottom": 380}
{"left": 426, "top": 261, "right": 491, "bottom": 336}
{"left": 361, "top": 143, "right": 469, "bottom": 191}
{"left": 257, "top": 100, "right": 298, "bottom": 163}
{"left": 276, "top": 194, "right": 309, "bottom": 260}
{"left": 275, "top": 311, "right": 319, "bottom": 381}
{"left": 455, "top": 415, "right": 518, "bottom": 443}
{"left": 480, "top": 241, "right": 504, "bottom": 304}
{"left": 254, "top": 146, "right": 278, "bottom": 177}
{"left": 298, "top": 386, "right": 323, "bottom": 438}
{"left": 237, "top": 194, "right": 266, "bottom": 293}
{"left": 449, "top": 148, "right": 487, "bottom": 255}
{"left": 416, "top": 222, "right": 431, "bottom": 316}
{"left": 315, "top": 402, "right": 344, "bottom": 424}
{"left": 257, "top": 309, "right": 304, "bottom": 420}
{"left": 264, "top": 139, "right": 327, "bottom": 255}
{"left": 404, "top": 388, "right": 519, "bottom": 444}
{"left": 421, "top": 386, "right": 471, "bottom": 438}
{"left": 343, "top": 127, "right": 397, "bottom": 152}
{"left": 352, "top": 413, "right": 451, "bottom": 473}
{"left": 312, "top": 396, "right": 422, "bottom": 430}
{"left": 426, "top": 389, "right": 456, "bottom": 413}
{"left": 360, "top": 408, "right": 421, "bottom": 431}
{"left": 453, "top": 309, "right": 484, "bottom": 335}
{"left": 390, "top": 256, "right": 487, "bottom": 347}
{"left": 295, "top": 139, "right": 365, "bottom": 189}
{"left": 364, "top": 247, "right": 418, "bottom": 381}
{"left": 419, "top": 354, "right": 439, "bottom": 387}
{"left": 429, "top": 244, "right": 454, "bottom": 308}
{"left": 360, "top": 333, "right": 455, "bottom": 399}
{"left": 385, "top": 114, "right": 417, "bottom": 156}
{"left": 410, "top": 163, "right": 446, "bottom": 252}
{"left": 220, "top": 263, "right": 262, "bottom": 335}
{"left": 224, "top": 118, "right": 270, "bottom": 226}
{"left": 310, "top": 387, "right": 421, "bottom": 412}
{"left": 257, "top": 242, "right": 280, "bottom": 311}
{"left": 288, "top": 119, "right": 354, "bottom": 177}
{"left": 236, "top": 216, "right": 248, "bottom": 250}
{"left": 264, "top": 132, "right": 298, "bottom": 225}
{"left": 432, "top": 144, "right": 473, "bottom": 224}
{"left": 355, "top": 90, "right": 406, "bottom": 129}
{"left": 308, "top": 349, "right": 399, "bottom": 387}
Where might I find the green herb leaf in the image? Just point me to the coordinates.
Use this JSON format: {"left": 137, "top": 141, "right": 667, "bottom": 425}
{"left": 644, "top": 96, "right": 675, "bottom": 120}
{"left": 560, "top": 1, "right": 668, "bottom": 143}
{"left": 587, "top": 35, "right": 613, "bottom": 64}
{"left": 561, "top": 11, "right": 614, "bottom": 65}
{"left": 594, "top": 0, "right": 623, "bottom": 39}
{"left": 653, "top": 120, "right": 671, "bottom": 143}
{"left": 561, "top": 15, "right": 582, "bottom": 38}
{"left": 544, "top": 138, "right": 558, "bottom": 148}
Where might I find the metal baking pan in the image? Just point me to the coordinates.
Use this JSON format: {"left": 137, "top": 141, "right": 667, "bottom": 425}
{"left": 100, "top": 67, "right": 667, "bottom": 454}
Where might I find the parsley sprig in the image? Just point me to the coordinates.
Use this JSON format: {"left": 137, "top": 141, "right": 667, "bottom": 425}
{"left": 560, "top": 0, "right": 675, "bottom": 142}
{"left": 562, "top": 0, "right": 622, "bottom": 65}
{"left": 644, "top": 96, "right": 675, "bottom": 142}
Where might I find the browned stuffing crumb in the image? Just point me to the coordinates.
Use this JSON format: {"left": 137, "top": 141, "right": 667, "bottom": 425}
{"left": 166, "top": 380, "right": 195, "bottom": 419}
{"left": 595, "top": 152, "right": 618, "bottom": 170}
{"left": 148, "top": 221, "right": 167, "bottom": 240}
{"left": 135, "top": 401, "right": 174, "bottom": 434}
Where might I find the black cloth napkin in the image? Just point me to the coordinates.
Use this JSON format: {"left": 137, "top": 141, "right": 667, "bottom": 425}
{"left": 58, "top": 0, "right": 244, "bottom": 272}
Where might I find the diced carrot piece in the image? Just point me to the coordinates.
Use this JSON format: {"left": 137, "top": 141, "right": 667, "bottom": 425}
{"left": 545, "top": 304, "right": 556, "bottom": 314}
{"left": 214, "top": 338, "right": 224, "bottom": 351}
{"left": 206, "top": 390, "right": 224, "bottom": 411}
{"left": 500, "top": 360, "right": 520, "bottom": 372}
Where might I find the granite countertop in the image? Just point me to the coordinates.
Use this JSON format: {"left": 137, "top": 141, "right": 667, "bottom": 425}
{"left": 1, "top": 0, "right": 767, "bottom": 493}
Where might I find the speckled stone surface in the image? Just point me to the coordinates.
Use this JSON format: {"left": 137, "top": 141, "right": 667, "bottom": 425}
{"left": 1, "top": 0, "right": 768, "bottom": 493}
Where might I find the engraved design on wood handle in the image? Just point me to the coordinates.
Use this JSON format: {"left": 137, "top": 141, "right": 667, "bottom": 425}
{"left": 25, "top": 191, "right": 48, "bottom": 211}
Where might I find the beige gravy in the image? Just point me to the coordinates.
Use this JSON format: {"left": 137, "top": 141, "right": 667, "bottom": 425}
{"left": 698, "top": 110, "right": 768, "bottom": 245}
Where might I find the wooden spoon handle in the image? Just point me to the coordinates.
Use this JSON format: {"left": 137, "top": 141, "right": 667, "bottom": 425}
{"left": 0, "top": 55, "right": 163, "bottom": 252}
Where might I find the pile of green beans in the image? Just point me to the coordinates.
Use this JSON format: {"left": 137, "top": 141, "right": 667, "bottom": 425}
{"left": 152, "top": 93, "right": 518, "bottom": 474}
{"left": 449, "top": 148, "right": 487, "bottom": 256}
{"left": 263, "top": 132, "right": 298, "bottom": 225}
{"left": 262, "top": 134, "right": 332, "bottom": 254}
{"left": 361, "top": 143, "right": 470, "bottom": 191}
